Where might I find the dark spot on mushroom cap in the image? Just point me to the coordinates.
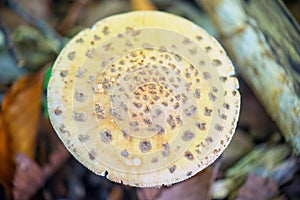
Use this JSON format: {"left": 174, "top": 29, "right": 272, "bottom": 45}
{"left": 162, "top": 150, "right": 170, "bottom": 157}
{"left": 194, "top": 88, "right": 201, "bottom": 99}
{"left": 156, "top": 125, "right": 165, "bottom": 134}
{"left": 60, "top": 70, "right": 68, "bottom": 77}
{"left": 186, "top": 171, "right": 193, "bottom": 176}
{"left": 209, "top": 92, "right": 217, "bottom": 102}
{"left": 79, "top": 134, "right": 89, "bottom": 142}
{"left": 140, "top": 141, "right": 152, "bottom": 153}
{"left": 85, "top": 48, "right": 95, "bottom": 58}
{"left": 215, "top": 124, "right": 224, "bottom": 131}
{"left": 204, "top": 107, "right": 212, "bottom": 116}
{"left": 75, "top": 38, "right": 83, "bottom": 43}
{"left": 121, "top": 150, "right": 129, "bottom": 157}
{"left": 185, "top": 151, "right": 194, "bottom": 160}
{"left": 73, "top": 111, "right": 87, "bottom": 122}
{"left": 196, "top": 35, "right": 202, "bottom": 41}
{"left": 223, "top": 103, "right": 230, "bottom": 109}
{"left": 212, "top": 59, "right": 222, "bottom": 67}
{"left": 89, "top": 151, "right": 96, "bottom": 160}
{"left": 76, "top": 68, "right": 86, "bottom": 78}
{"left": 203, "top": 72, "right": 211, "bottom": 80}
{"left": 183, "top": 38, "right": 191, "bottom": 44}
{"left": 182, "top": 130, "right": 195, "bottom": 141}
{"left": 184, "top": 105, "right": 197, "bottom": 117}
{"left": 205, "top": 137, "right": 213, "bottom": 143}
{"left": 151, "top": 157, "right": 158, "bottom": 163}
{"left": 68, "top": 51, "right": 76, "bottom": 60}
{"left": 94, "top": 34, "right": 101, "bottom": 40}
{"left": 232, "top": 90, "right": 237, "bottom": 96}
{"left": 102, "top": 26, "right": 110, "bottom": 35}
{"left": 169, "top": 165, "right": 176, "bottom": 173}
{"left": 75, "top": 91, "right": 86, "bottom": 102}
{"left": 196, "top": 122, "right": 206, "bottom": 131}
{"left": 101, "top": 130, "right": 112, "bottom": 143}
{"left": 59, "top": 124, "right": 69, "bottom": 134}
{"left": 188, "top": 48, "right": 197, "bottom": 55}
{"left": 54, "top": 108, "right": 62, "bottom": 115}
{"left": 205, "top": 46, "right": 212, "bottom": 52}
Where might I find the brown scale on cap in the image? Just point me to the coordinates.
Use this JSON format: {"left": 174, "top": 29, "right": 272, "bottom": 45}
{"left": 48, "top": 11, "right": 240, "bottom": 187}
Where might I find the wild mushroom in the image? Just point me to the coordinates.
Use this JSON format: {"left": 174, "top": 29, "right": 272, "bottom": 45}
{"left": 47, "top": 11, "right": 240, "bottom": 187}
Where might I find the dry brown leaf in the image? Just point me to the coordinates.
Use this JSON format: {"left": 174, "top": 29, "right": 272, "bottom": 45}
{"left": 130, "top": 0, "right": 156, "bottom": 10}
{"left": 108, "top": 186, "right": 124, "bottom": 200}
{"left": 0, "top": 114, "right": 14, "bottom": 199}
{"left": 12, "top": 143, "right": 69, "bottom": 200}
{"left": 12, "top": 153, "right": 44, "bottom": 200}
{"left": 2, "top": 71, "right": 44, "bottom": 160}
{"left": 236, "top": 173, "right": 278, "bottom": 200}
{"left": 138, "top": 161, "right": 221, "bottom": 200}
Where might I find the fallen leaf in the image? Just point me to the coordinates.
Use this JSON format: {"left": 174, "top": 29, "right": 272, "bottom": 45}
{"left": 138, "top": 161, "right": 221, "bottom": 200}
{"left": 12, "top": 153, "right": 44, "bottom": 200}
{"left": 130, "top": 0, "right": 156, "bottom": 10}
{"left": 108, "top": 186, "right": 123, "bottom": 200}
{"left": 236, "top": 173, "right": 278, "bottom": 200}
{"left": 2, "top": 71, "right": 44, "bottom": 160}
{"left": 0, "top": 114, "right": 14, "bottom": 199}
{"left": 12, "top": 143, "right": 69, "bottom": 200}
{"left": 138, "top": 187, "right": 160, "bottom": 200}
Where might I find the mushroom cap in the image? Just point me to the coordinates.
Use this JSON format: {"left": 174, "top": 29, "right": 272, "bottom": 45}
{"left": 48, "top": 11, "right": 240, "bottom": 187}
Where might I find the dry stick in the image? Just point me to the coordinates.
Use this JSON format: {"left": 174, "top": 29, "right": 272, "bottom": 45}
{"left": 57, "top": 0, "right": 90, "bottom": 35}
{"left": 198, "top": 0, "right": 300, "bottom": 153}
{"left": 4, "top": 0, "right": 64, "bottom": 51}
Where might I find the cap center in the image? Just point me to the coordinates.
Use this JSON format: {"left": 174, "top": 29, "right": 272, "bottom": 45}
{"left": 127, "top": 82, "right": 181, "bottom": 136}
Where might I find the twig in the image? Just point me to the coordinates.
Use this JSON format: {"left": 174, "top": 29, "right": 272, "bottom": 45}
{"left": 4, "top": 0, "right": 64, "bottom": 51}
{"left": 57, "top": 0, "right": 90, "bottom": 35}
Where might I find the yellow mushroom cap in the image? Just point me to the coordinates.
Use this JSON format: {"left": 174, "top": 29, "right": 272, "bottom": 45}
{"left": 48, "top": 11, "right": 240, "bottom": 187}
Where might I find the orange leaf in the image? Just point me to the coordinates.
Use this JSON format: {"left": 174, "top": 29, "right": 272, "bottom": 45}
{"left": 0, "top": 114, "right": 14, "bottom": 198}
{"left": 2, "top": 71, "right": 44, "bottom": 160}
{"left": 130, "top": 0, "right": 156, "bottom": 10}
